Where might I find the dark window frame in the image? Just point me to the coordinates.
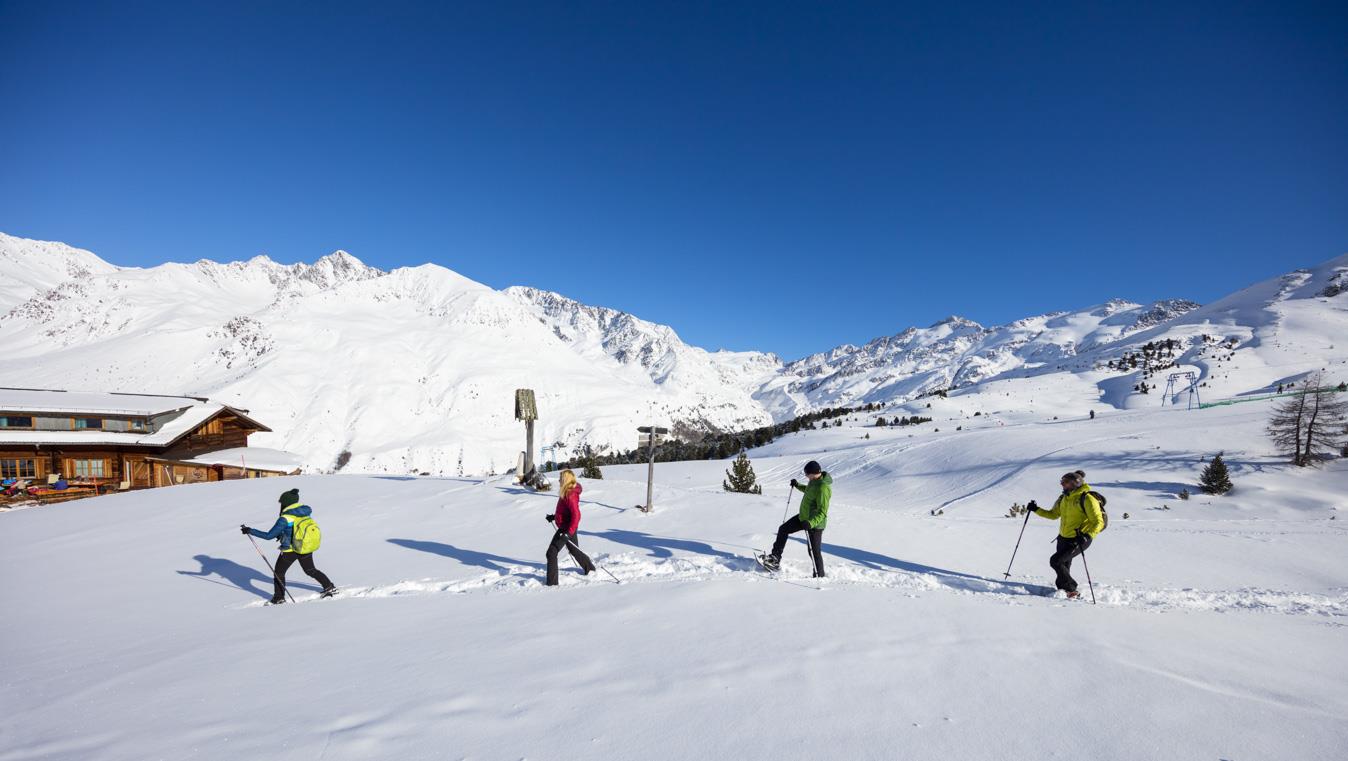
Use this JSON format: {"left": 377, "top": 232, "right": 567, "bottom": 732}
{"left": 1, "top": 458, "right": 37, "bottom": 478}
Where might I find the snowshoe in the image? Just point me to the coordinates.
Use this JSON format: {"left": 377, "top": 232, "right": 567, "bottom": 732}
{"left": 265, "top": 598, "right": 286, "bottom": 606}
{"left": 756, "top": 553, "right": 780, "bottom": 573}
{"left": 320, "top": 588, "right": 339, "bottom": 599}
{"left": 1066, "top": 590, "right": 1081, "bottom": 600}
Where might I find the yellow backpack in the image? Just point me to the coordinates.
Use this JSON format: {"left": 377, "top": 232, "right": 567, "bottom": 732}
{"left": 287, "top": 514, "right": 322, "bottom": 554}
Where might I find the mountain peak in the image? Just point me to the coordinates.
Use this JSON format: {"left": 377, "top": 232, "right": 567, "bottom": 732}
{"left": 295, "top": 250, "right": 384, "bottom": 289}
{"left": 930, "top": 315, "right": 981, "bottom": 329}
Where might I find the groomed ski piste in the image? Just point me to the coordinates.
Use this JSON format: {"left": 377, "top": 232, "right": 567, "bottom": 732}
{"left": 3, "top": 400, "right": 1347, "bottom": 761}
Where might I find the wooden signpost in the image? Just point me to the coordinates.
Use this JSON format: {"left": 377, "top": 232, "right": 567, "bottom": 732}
{"left": 515, "top": 389, "right": 538, "bottom": 486}
{"left": 636, "top": 425, "right": 668, "bottom": 512}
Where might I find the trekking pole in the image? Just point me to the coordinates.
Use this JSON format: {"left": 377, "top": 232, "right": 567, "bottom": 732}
{"left": 563, "top": 533, "right": 620, "bottom": 584}
{"left": 246, "top": 533, "right": 297, "bottom": 603}
{"left": 1003, "top": 507, "right": 1033, "bottom": 579}
{"left": 1079, "top": 545, "right": 1097, "bottom": 605}
{"left": 780, "top": 484, "right": 796, "bottom": 523}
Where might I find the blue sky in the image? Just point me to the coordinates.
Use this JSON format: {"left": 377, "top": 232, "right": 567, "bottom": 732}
{"left": 1, "top": 2, "right": 1344, "bottom": 359}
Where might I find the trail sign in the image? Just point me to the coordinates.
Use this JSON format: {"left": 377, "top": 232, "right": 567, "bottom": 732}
{"left": 636, "top": 425, "right": 668, "bottom": 513}
{"left": 514, "top": 389, "right": 538, "bottom": 422}
{"left": 515, "top": 389, "right": 539, "bottom": 487}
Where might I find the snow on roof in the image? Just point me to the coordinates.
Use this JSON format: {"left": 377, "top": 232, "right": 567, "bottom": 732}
{"left": 152, "top": 447, "right": 302, "bottom": 473}
{"left": 0, "top": 388, "right": 208, "bottom": 416}
{"left": 0, "top": 402, "right": 269, "bottom": 447}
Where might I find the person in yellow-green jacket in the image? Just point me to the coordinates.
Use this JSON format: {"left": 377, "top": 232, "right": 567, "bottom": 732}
{"left": 760, "top": 460, "right": 831, "bottom": 577}
{"left": 1027, "top": 470, "right": 1103, "bottom": 599}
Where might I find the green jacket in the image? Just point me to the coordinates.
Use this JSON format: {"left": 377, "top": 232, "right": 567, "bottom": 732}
{"left": 1034, "top": 483, "right": 1104, "bottom": 538}
{"left": 795, "top": 472, "right": 832, "bottom": 529}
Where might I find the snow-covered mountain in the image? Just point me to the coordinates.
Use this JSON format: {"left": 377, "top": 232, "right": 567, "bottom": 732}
{"left": 4, "top": 231, "right": 1345, "bottom": 473}
{"left": 756, "top": 299, "right": 1203, "bottom": 417}
{"left": 505, "top": 286, "right": 781, "bottom": 437}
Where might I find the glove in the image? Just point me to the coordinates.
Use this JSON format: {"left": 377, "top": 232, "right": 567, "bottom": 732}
{"left": 1026, "top": 500, "right": 1038, "bottom": 513}
{"left": 240, "top": 525, "right": 251, "bottom": 535}
{"left": 545, "top": 514, "right": 555, "bottom": 523}
{"left": 790, "top": 479, "right": 799, "bottom": 488}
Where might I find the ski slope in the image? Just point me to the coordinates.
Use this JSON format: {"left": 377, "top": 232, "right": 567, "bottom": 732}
{"left": 3, "top": 401, "right": 1346, "bottom": 761}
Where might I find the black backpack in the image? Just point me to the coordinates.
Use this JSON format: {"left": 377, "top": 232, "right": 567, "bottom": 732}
{"left": 1080, "top": 490, "right": 1108, "bottom": 532}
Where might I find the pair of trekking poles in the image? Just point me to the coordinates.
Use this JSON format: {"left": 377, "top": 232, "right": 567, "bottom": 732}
{"left": 1003, "top": 507, "right": 1095, "bottom": 604}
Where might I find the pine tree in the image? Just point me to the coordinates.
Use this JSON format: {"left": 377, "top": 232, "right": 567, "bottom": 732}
{"left": 580, "top": 446, "right": 603, "bottom": 480}
{"left": 722, "top": 451, "right": 762, "bottom": 494}
{"left": 1199, "top": 454, "right": 1233, "bottom": 495}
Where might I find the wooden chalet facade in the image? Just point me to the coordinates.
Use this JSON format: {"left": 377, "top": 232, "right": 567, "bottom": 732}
{"left": 0, "top": 388, "right": 298, "bottom": 491}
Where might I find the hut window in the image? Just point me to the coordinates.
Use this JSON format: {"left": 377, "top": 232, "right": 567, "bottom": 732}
{"left": 0, "top": 416, "right": 34, "bottom": 428}
{"left": 1, "top": 459, "right": 36, "bottom": 478}
{"left": 74, "top": 418, "right": 103, "bottom": 430}
{"left": 71, "top": 459, "right": 107, "bottom": 478}
{"left": 130, "top": 419, "right": 147, "bottom": 431}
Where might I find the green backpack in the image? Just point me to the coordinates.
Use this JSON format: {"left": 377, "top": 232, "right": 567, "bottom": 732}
{"left": 288, "top": 514, "right": 322, "bottom": 554}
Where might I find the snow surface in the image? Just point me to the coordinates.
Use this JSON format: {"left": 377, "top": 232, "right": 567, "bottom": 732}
{"left": 3, "top": 401, "right": 1346, "bottom": 760}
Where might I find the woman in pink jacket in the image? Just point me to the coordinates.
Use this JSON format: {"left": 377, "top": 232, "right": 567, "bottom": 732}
{"left": 545, "top": 469, "right": 596, "bottom": 585}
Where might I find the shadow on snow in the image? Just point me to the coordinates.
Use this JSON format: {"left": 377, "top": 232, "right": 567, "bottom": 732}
{"left": 584, "top": 528, "right": 741, "bottom": 563}
{"left": 177, "top": 554, "right": 320, "bottom": 598}
{"left": 386, "top": 538, "right": 543, "bottom": 573}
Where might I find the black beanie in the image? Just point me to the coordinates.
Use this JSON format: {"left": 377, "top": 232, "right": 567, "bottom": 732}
{"left": 803, "top": 460, "right": 822, "bottom": 475}
{"left": 278, "top": 488, "right": 300, "bottom": 508}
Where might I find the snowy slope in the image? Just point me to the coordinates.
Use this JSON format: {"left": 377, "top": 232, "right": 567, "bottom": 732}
{"left": 0, "top": 232, "right": 118, "bottom": 307}
{"left": 756, "top": 300, "right": 1201, "bottom": 418}
{"left": 3, "top": 402, "right": 1346, "bottom": 761}
{"left": 0, "top": 236, "right": 779, "bottom": 473}
{"left": 506, "top": 286, "right": 781, "bottom": 435}
{"left": 3, "top": 231, "right": 1345, "bottom": 476}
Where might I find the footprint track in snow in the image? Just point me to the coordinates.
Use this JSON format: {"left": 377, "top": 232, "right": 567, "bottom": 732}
{"left": 244, "top": 551, "right": 1348, "bottom": 620}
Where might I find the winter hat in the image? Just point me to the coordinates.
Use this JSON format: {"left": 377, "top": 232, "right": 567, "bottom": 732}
{"left": 1060, "top": 472, "right": 1083, "bottom": 487}
{"left": 278, "top": 488, "right": 300, "bottom": 508}
{"left": 803, "top": 460, "right": 822, "bottom": 475}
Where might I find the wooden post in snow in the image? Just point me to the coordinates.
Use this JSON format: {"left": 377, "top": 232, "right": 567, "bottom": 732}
{"left": 636, "top": 425, "right": 668, "bottom": 512}
{"left": 515, "top": 389, "right": 538, "bottom": 484}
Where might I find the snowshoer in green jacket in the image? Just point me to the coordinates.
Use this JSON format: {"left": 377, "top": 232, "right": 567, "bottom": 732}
{"left": 1027, "top": 470, "right": 1103, "bottom": 599}
{"left": 761, "top": 460, "right": 831, "bottom": 577}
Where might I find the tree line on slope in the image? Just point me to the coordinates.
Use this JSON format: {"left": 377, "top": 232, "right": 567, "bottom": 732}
{"left": 556, "top": 403, "right": 896, "bottom": 474}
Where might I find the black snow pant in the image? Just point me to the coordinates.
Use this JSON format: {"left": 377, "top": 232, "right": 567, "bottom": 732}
{"left": 771, "top": 516, "right": 826, "bottom": 577}
{"left": 546, "top": 530, "right": 595, "bottom": 586}
{"left": 273, "top": 552, "right": 335, "bottom": 601}
{"left": 1049, "top": 535, "right": 1092, "bottom": 592}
